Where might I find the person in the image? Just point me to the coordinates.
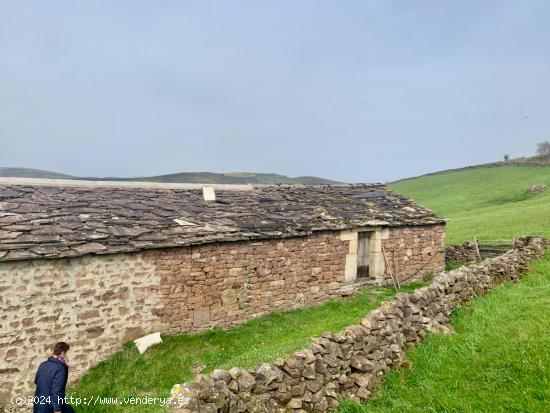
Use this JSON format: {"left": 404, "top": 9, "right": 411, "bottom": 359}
{"left": 33, "top": 342, "right": 75, "bottom": 413}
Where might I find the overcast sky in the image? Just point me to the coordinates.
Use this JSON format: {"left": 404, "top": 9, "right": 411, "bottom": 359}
{"left": 1, "top": 1, "right": 549, "bottom": 182}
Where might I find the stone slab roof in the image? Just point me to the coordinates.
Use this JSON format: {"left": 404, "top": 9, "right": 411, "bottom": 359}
{"left": 0, "top": 180, "right": 445, "bottom": 262}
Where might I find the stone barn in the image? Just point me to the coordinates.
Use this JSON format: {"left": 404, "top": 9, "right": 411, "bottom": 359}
{"left": 0, "top": 179, "right": 445, "bottom": 406}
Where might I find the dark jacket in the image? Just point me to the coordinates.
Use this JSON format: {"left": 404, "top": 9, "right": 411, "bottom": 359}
{"left": 33, "top": 357, "right": 69, "bottom": 413}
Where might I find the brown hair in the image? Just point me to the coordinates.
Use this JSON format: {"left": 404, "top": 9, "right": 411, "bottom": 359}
{"left": 53, "top": 342, "right": 70, "bottom": 355}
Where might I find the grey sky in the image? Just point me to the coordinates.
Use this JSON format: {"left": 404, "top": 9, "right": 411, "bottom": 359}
{"left": 1, "top": 1, "right": 549, "bottom": 182}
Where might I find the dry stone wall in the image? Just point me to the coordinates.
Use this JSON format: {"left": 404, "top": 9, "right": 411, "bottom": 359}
{"left": 445, "top": 241, "right": 478, "bottom": 264}
{"left": 167, "top": 236, "right": 548, "bottom": 413}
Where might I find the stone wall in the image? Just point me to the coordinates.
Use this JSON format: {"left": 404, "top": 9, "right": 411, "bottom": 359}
{"left": 340, "top": 224, "right": 445, "bottom": 285}
{"left": 150, "top": 226, "right": 445, "bottom": 334}
{"left": 167, "top": 236, "right": 548, "bottom": 413}
{"left": 445, "top": 241, "right": 477, "bottom": 264}
{"left": 147, "top": 231, "right": 349, "bottom": 334}
{"left": 0, "top": 226, "right": 445, "bottom": 411}
{"left": 0, "top": 231, "right": 350, "bottom": 410}
{"left": 0, "top": 253, "right": 162, "bottom": 408}
{"left": 382, "top": 225, "right": 445, "bottom": 283}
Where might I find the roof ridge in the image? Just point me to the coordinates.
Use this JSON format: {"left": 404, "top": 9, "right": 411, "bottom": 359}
{"left": 0, "top": 177, "right": 254, "bottom": 191}
{"left": 0, "top": 178, "right": 386, "bottom": 191}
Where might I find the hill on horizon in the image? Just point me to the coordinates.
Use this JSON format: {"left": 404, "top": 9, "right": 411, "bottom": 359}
{"left": 0, "top": 167, "right": 341, "bottom": 185}
{"left": 0, "top": 167, "right": 75, "bottom": 180}
{"left": 3, "top": 153, "right": 549, "bottom": 187}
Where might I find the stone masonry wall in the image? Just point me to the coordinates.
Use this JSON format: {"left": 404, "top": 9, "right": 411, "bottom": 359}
{"left": 445, "top": 241, "right": 478, "bottom": 264}
{"left": 146, "top": 231, "right": 349, "bottom": 334}
{"left": 383, "top": 225, "right": 445, "bottom": 283}
{"left": 167, "top": 236, "right": 548, "bottom": 413}
{"left": 0, "top": 226, "right": 445, "bottom": 411}
{"left": 0, "top": 253, "right": 162, "bottom": 408}
{"left": 0, "top": 231, "right": 350, "bottom": 411}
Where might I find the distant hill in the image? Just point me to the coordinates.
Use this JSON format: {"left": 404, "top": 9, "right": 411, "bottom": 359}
{"left": 0, "top": 167, "right": 341, "bottom": 185}
{"left": 0, "top": 167, "right": 74, "bottom": 179}
{"left": 114, "top": 172, "right": 340, "bottom": 185}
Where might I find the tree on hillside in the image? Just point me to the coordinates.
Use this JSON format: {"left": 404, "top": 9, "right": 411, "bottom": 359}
{"left": 503, "top": 154, "right": 510, "bottom": 161}
{"left": 536, "top": 141, "right": 550, "bottom": 156}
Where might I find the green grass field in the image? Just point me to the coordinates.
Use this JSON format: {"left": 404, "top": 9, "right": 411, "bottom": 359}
{"left": 339, "top": 252, "right": 550, "bottom": 413}
{"left": 70, "top": 285, "right": 421, "bottom": 413}
{"left": 391, "top": 165, "right": 550, "bottom": 245}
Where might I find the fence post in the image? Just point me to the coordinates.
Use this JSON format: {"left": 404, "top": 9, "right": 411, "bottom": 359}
{"left": 473, "top": 237, "right": 482, "bottom": 262}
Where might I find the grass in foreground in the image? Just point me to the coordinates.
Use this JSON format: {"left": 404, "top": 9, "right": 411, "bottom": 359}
{"left": 390, "top": 165, "right": 550, "bottom": 245}
{"left": 339, "top": 252, "right": 550, "bottom": 413}
{"left": 71, "top": 284, "right": 420, "bottom": 412}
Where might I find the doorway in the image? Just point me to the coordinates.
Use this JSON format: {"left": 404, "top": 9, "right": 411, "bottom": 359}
{"left": 357, "top": 231, "right": 371, "bottom": 278}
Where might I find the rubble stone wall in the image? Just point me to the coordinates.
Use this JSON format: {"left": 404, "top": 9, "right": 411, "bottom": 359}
{"left": 0, "top": 253, "right": 162, "bottom": 408}
{"left": 0, "top": 231, "right": 350, "bottom": 410}
{"left": 382, "top": 225, "right": 445, "bottom": 283}
{"left": 0, "top": 226, "right": 445, "bottom": 411}
{"left": 445, "top": 241, "right": 477, "bottom": 264}
{"left": 147, "top": 231, "right": 349, "bottom": 334}
{"left": 167, "top": 236, "right": 548, "bottom": 413}
{"left": 149, "top": 226, "right": 445, "bottom": 334}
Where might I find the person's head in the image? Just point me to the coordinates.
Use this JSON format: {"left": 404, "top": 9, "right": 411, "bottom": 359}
{"left": 53, "top": 342, "right": 70, "bottom": 359}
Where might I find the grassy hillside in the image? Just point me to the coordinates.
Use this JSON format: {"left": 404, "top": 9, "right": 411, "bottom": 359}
{"left": 390, "top": 165, "right": 550, "bottom": 245}
{"left": 340, "top": 252, "right": 550, "bottom": 413}
{"left": 392, "top": 153, "right": 550, "bottom": 183}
